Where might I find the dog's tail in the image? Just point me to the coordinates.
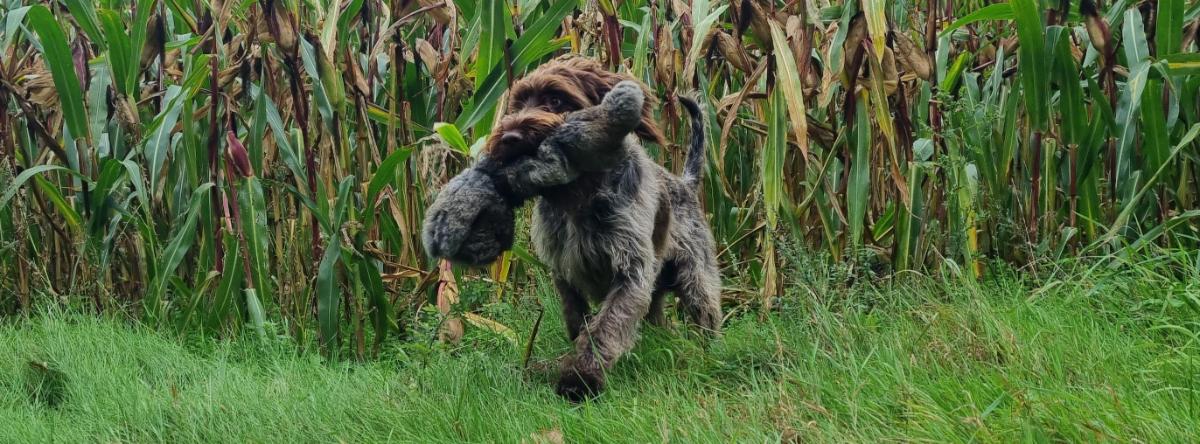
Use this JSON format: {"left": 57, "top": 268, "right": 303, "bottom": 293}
{"left": 678, "top": 94, "right": 706, "bottom": 187}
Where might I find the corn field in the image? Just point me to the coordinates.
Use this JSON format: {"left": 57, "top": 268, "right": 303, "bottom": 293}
{"left": 1, "top": 0, "right": 1198, "bottom": 353}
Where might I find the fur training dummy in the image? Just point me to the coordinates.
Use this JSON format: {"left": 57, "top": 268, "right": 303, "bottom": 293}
{"left": 421, "top": 81, "right": 646, "bottom": 266}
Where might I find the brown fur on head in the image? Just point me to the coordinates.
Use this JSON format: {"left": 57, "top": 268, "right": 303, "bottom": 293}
{"left": 483, "top": 109, "right": 565, "bottom": 163}
{"left": 484, "top": 56, "right": 665, "bottom": 161}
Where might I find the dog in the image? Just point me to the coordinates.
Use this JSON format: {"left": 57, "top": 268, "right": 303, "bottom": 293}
{"left": 492, "top": 56, "right": 722, "bottom": 401}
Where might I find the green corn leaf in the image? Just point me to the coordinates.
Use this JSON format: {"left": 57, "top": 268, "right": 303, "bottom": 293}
{"left": 1011, "top": 0, "right": 1048, "bottom": 130}
{"left": 434, "top": 123, "right": 471, "bottom": 155}
{"left": 127, "top": 0, "right": 157, "bottom": 98}
{"left": 1049, "top": 28, "right": 1087, "bottom": 148}
{"left": 211, "top": 235, "right": 244, "bottom": 329}
{"left": 33, "top": 175, "right": 82, "bottom": 233}
{"left": 1122, "top": 8, "right": 1151, "bottom": 68}
{"left": 143, "top": 86, "right": 185, "bottom": 193}
{"left": 1, "top": 6, "right": 32, "bottom": 54}
{"left": 332, "top": 176, "right": 356, "bottom": 232}
{"left": 683, "top": 0, "right": 728, "bottom": 81}
{"left": 848, "top": 91, "right": 871, "bottom": 248}
{"left": 1114, "top": 9, "right": 1151, "bottom": 199}
{"left": 476, "top": 0, "right": 511, "bottom": 89}
{"left": 366, "top": 147, "right": 415, "bottom": 213}
{"left": 355, "top": 254, "right": 392, "bottom": 350}
{"left": 1141, "top": 79, "right": 1170, "bottom": 176}
{"left": 239, "top": 176, "right": 273, "bottom": 309}
{"left": 827, "top": 0, "right": 858, "bottom": 73}
{"left": 145, "top": 182, "right": 214, "bottom": 321}
{"left": 25, "top": 5, "right": 90, "bottom": 142}
{"left": 1, "top": 165, "right": 93, "bottom": 209}
{"left": 1157, "top": 0, "right": 1184, "bottom": 56}
{"left": 244, "top": 288, "right": 267, "bottom": 339}
{"left": 255, "top": 85, "right": 307, "bottom": 185}
{"left": 317, "top": 237, "right": 343, "bottom": 351}
{"left": 940, "top": 3, "right": 1013, "bottom": 37}
{"left": 99, "top": 9, "right": 133, "bottom": 95}
{"left": 762, "top": 88, "right": 787, "bottom": 231}
{"left": 62, "top": 0, "right": 105, "bottom": 47}
{"left": 1164, "top": 52, "right": 1200, "bottom": 75}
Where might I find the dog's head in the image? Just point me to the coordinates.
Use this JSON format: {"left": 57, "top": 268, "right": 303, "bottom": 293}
{"left": 484, "top": 56, "right": 664, "bottom": 161}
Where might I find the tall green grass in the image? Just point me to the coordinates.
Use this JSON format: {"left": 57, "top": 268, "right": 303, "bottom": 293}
{"left": 1, "top": 1, "right": 1198, "bottom": 348}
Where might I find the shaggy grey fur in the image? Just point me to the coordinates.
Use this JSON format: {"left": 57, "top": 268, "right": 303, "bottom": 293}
{"left": 535, "top": 92, "right": 721, "bottom": 401}
{"left": 422, "top": 80, "right": 722, "bottom": 402}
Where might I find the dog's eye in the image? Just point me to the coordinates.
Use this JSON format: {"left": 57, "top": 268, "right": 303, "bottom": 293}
{"left": 547, "top": 96, "right": 564, "bottom": 111}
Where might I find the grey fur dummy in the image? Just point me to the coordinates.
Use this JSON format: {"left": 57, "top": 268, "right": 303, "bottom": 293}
{"left": 421, "top": 81, "right": 646, "bottom": 266}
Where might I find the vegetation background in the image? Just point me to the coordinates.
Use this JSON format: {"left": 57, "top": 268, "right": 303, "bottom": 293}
{"left": 2, "top": 0, "right": 1200, "bottom": 441}
{"left": 1, "top": 0, "right": 1199, "bottom": 359}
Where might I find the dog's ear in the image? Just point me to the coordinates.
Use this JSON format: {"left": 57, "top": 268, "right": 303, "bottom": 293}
{"left": 551, "top": 56, "right": 666, "bottom": 146}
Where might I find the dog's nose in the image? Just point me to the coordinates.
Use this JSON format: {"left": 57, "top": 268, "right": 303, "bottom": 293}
{"left": 499, "top": 131, "right": 523, "bottom": 145}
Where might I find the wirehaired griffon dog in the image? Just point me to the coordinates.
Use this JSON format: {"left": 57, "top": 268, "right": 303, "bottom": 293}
{"left": 423, "top": 56, "right": 722, "bottom": 401}
{"left": 499, "top": 57, "right": 722, "bottom": 401}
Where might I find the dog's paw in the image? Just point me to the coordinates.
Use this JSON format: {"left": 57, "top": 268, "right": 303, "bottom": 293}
{"left": 601, "top": 80, "right": 644, "bottom": 131}
{"left": 555, "top": 357, "right": 605, "bottom": 402}
{"left": 556, "top": 370, "right": 604, "bottom": 403}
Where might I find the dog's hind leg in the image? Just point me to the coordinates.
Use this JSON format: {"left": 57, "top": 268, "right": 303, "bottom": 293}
{"left": 670, "top": 253, "right": 722, "bottom": 334}
{"left": 645, "top": 287, "right": 669, "bottom": 328}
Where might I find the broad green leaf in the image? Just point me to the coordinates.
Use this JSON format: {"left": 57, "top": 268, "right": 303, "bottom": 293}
{"left": 355, "top": 254, "right": 392, "bottom": 349}
{"left": 332, "top": 176, "right": 355, "bottom": 231}
{"left": 939, "top": 3, "right": 1013, "bottom": 37}
{"left": 1157, "top": 0, "right": 1184, "bottom": 56}
{"left": 366, "top": 147, "right": 415, "bottom": 212}
{"left": 33, "top": 175, "right": 82, "bottom": 233}
{"left": 211, "top": 235, "right": 244, "bottom": 329}
{"left": 1164, "top": 52, "right": 1200, "bottom": 75}
{"left": 0, "top": 165, "right": 93, "bottom": 209}
{"left": 1114, "top": 9, "right": 1151, "bottom": 198}
{"left": 25, "top": 6, "right": 90, "bottom": 142}
{"left": 1141, "top": 80, "right": 1170, "bottom": 175}
{"left": 683, "top": 0, "right": 729, "bottom": 81}
{"left": 1011, "top": 0, "right": 1048, "bottom": 130}
{"left": 434, "top": 123, "right": 472, "bottom": 155}
{"left": 255, "top": 84, "right": 306, "bottom": 185}
{"left": 143, "top": 86, "right": 185, "bottom": 193}
{"left": 145, "top": 183, "right": 214, "bottom": 320}
{"left": 62, "top": 0, "right": 105, "bottom": 47}
{"left": 475, "top": 0, "right": 511, "bottom": 89}
{"left": 127, "top": 0, "right": 158, "bottom": 98}
{"left": 848, "top": 92, "right": 871, "bottom": 248}
{"left": 1, "top": 6, "right": 32, "bottom": 53}
{"left": 316, "top": 238, "right": 343, "bottom": 350}
{"left": 762, "top": 88, "right": 786, "bottom": 231}
{"left": 244, "top": 288, "right": 267, "bottom": 339}
{"left": 239, "top": 177, "right": 273, "bottom": 309}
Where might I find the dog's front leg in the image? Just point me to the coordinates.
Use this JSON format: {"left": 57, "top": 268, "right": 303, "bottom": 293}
{"left": 556, "top": 250, "right": 655, "bottom": 401}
